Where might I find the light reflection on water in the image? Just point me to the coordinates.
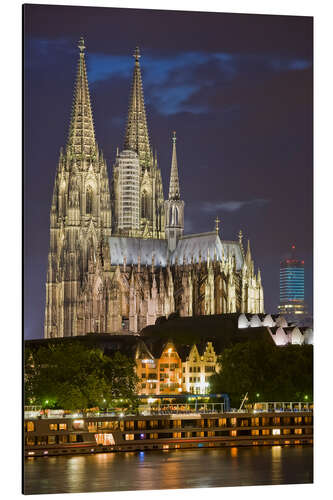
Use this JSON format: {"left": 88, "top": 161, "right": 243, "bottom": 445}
{"left": 24, "top": 446, "right": 313, "bottom": 495}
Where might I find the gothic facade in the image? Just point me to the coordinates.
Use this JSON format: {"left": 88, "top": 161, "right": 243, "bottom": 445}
{"left": 44, "top": 39, "right": 264, "bottom": 339}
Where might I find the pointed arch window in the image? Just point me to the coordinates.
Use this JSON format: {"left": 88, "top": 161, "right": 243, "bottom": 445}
{"left": 86, "top": 186, "right": 93, "bottom": 215}
{"left": 141, "top": 191, "right": 148, "bottom": 218}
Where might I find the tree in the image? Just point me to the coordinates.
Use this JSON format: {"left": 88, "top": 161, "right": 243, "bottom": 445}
{"left": 209, "top": 339, "right": 313, "bottom": 407}
{"left": 24, "top": 341, "right": 139, "bottom": 410}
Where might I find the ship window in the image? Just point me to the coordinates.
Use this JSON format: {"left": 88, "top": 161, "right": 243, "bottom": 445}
{"left": 230, "top": 430, "right": 237, "bottom": 437}
{"left": 251, "top": 430, "right": 260, "bottom": 436}
{"left": 125, "top": 434, "right": 134, "bottom": 441}
{"left": 150, "top": 433, "right": 158, "bottom": 439}
{"left": 173, "top": 432, "right": 181, "bottom": 438}
{"left": 37, "top": 436, "right": 47, "bottom": 446}
{"left": 26, "top": 436, "right": 35, "bottom": 446}
{"left": 125, "top": 421, "right": 134, "bottom": 430}
{"left": 49, "top": 424, "right": 58, "bottom": 431}
{"left": 26, "top": 421, "right": 35, "bottom": 432}
{"left": 59, "top": 423, "right": 67, "bottom": 430}
{"left": 262, "top": 429, "right": 270, "bottom": 436}
{"left": 137, "top": 421, "right": 146, "bottom": 430}
{"left": 294, "top": 428, "right": 303, "bottom": 435}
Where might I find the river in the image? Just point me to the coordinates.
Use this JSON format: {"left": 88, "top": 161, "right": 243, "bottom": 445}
{"left": 24, "top": 445, "right": 313, "bottom": 495}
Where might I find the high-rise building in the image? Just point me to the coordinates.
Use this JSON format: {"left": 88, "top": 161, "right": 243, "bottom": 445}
{"left": 278, "top": 245, "right": 306, "bottom": 317}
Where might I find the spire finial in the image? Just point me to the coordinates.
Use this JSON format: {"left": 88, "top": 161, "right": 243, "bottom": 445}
{"left": 134, "top": 46, "right": 141, "bottom": 62}
{"left": 215, "top": 216, "right": 220, "bottom": 234}
{"left": 78, "top": 36, "right": 85, "bottom": 53}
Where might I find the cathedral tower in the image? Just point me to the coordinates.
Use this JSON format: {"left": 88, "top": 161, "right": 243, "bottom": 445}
{"left": 113, "top": 47, "right": 165, "bottom": 239}
{"left": 165, "top": 132, "right": 184, "bottom": 252}
{"left": 44, "top": 38, "right": 112, "bottom": 338}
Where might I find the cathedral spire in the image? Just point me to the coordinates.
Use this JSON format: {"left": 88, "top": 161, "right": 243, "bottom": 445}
{"left": 123, "top": 46, "right": 151, "bottom": 167}
{"left": 168, "top": 132, "right": 181, "bottom": 200}
{"left": 67, "top": 37, "right": 96, "bottom": 158}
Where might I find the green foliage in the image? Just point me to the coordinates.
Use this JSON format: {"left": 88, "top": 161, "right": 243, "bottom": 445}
{"left": 24, "top": 341, "right": 139, "bottom": 411}
{"left": 209, "top": 340, "right": 313, "bottom": 407}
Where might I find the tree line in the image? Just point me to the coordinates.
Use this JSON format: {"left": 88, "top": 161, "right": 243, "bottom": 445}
{"left": 24, "top": 342, "right": 139, "bottom": 411}
{"left": 209, "top": 339, "right": 313, "bottom": 407}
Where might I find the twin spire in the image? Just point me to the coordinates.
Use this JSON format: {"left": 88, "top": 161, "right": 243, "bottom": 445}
{"left": 66, "top": 39, "right": 181, "bottom": 201}
{"left": 67, "top": 37, "right": 96, "bottom": 158}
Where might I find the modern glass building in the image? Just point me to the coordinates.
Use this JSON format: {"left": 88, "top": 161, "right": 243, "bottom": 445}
{"left": 278, "top": 245, "right": 306, "bottom": 316}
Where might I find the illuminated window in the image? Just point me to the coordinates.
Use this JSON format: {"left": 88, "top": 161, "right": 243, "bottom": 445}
{"left": 173, "top": 420, "right": 181, "bottom": 428}
{"left": 272, "top": 429, "right": 281, "bottom": 436}
{"left": 230, "top": 418, "right": 237, "bottom": 427}
{"left": 58, "top": 435, "right": 68, "bottom": 443}
{"left": 137, "top": 421, "right": 146, "bottom": 430}
{"left": 49, "top": 424, "right": 58, "bottom": 431}
{"left": 251, "top": 430, "right": 259, "bottom": 436}
{"left": 251, "top": 417, "right": 259, "bottom": 426}
{"left": 262, "top": 429, "right": 270, "bottom": 436}
{"left": 150, "top": 420, "right": 158, "bottom": 429}
{"left": 26, "top": 421, "right": 35, "bottom": 432}
{"left": 48, "top": 435, "right": 56, "bottom": 444}
{"left": 218, "top": 418, "right": 227, "bottom": 427}
{"left": 294, "top": 417, "right": 302, "bottom": 424}
{"left": 72, "top": 420, "right": 84, "bottom": 430}
{"left": 283, "top": 428, "right": 291, "bottom": 435}
{"left": 125, "top": 421, "right": 134, "bottom": 430}
{"left": 294, "top": 428, "right": 303, "bottom": 435}
{"left": 26, "top": 436, "right": 35, "bottom": 446}
{"left": 69, "top": 434, "right": 77, "bottom": 442}
{"left": 173, "top": 432, "right": 181, "bottom": 438}
{"left": 59, "top": 423, "right": 67, "bottom": 431}
{"left": 94, "top": 433, "right": 115, "bottom": 446}
{"left": 88, "top": 422, "right": 97, "bottom": 432}
{"left": 207, "top": 431, "right": 215, "bottom": 437}
{"left": 196, "top": 431, "right": 204, "bottom": 437}
{"left": 125, "top": 434, "right": 134, "bottom": 441}
{"left": 230, "top": 430, "right": 237, "bottom": 437}
{"left": 37, "top": 436, "right": 47, "bottom": 445}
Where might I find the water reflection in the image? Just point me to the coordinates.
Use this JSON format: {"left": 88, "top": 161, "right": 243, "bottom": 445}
{"left": 24, "top": 446, "right": 313, "bottom": 495}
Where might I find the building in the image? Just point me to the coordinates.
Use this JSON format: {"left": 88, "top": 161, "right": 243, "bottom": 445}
{"left": 278, "top": 245, "right": 307, "bottom": 318}
{"left": 181, "top": 342, "right": 220, "bottom": 395}
{"left": 44, "top": 39, "right": 264, "bottom": 339}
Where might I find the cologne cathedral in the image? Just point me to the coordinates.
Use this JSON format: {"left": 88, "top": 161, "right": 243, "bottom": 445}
{"left": 44, "top": 38, "right": 264, "bottom": 339}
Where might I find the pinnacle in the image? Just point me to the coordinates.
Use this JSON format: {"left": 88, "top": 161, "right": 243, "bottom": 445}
{"left": 168, "top": 131, "right": 181, "bottom": 200}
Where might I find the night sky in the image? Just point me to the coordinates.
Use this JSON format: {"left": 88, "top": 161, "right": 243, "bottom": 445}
{"left": 24, "top": 5, "right": 313, "bottom": 340}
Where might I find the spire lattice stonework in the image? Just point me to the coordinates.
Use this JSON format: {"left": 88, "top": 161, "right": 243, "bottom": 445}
{"left": 168, "top": 131, "right": 181, "bottom": 200}
{"left": 67, "top": 37, "right": 96, "bottom": 159}
{"left": 124, "top": 47, "right": 151, "bottom": 168}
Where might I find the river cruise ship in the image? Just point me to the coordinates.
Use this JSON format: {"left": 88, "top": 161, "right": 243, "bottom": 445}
{"left": 24, "top": 402, "right": 313, "bottom": 457}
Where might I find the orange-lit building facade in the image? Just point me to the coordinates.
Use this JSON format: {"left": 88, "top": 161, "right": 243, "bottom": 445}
{"left": 135, "top": 340, "right": 219, "bottom": 396}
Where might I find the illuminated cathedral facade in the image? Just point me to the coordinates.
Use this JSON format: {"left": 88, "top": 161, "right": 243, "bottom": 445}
{"left": 44, "top": 39, "right": 264, "bottom": 338}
